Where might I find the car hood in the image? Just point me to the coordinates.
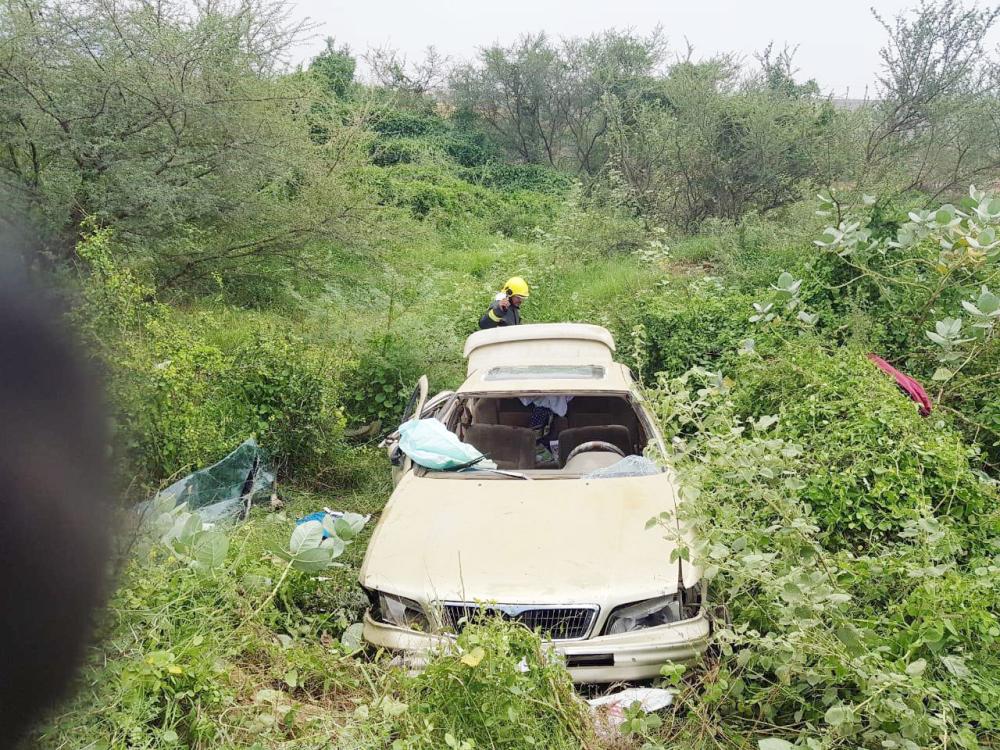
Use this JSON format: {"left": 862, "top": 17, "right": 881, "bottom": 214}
{"left": 359, "top": 472, "right": 692, "bottom": 605}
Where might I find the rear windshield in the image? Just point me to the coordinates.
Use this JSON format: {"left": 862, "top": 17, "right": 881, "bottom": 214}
{"left": 483, "top": 365, "right": 605, "bottom": 381}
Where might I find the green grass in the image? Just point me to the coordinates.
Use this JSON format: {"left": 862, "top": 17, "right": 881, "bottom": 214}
{"left": 38, "top": 465, "right": 392, "bottom": 749}
{"left": 44, "top": 205, "right": 677, "bottom": 748}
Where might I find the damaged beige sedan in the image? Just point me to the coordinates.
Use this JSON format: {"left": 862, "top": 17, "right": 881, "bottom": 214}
{"left": 359, "top": 323, "right": 709, "bottom": 682}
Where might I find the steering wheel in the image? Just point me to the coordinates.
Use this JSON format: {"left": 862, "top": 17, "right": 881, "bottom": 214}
{"left": 564, "top": 440, "right": 625, "bottom": 465}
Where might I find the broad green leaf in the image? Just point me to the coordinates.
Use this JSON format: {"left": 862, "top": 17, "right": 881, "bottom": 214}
{"left": 341, "top": 622, "right": 364, "bottom": 651}
{"left": 941, "top": 654, "right": 970, "bottom": 678}
{"left": 289, "top": 520, "right": 323, "bottom": 554}
{"left": 939, "top": 317, "right": 962, "bottom": 336}
{"left": 978, "top": 287, "right": 1000, "bottom": 314}
{"left": 962, "top": 301, "right": 985, "bottom": 317}
{"left": 334, "top": 517, "right": 357, "bottom": 540}
{"left": 319, "top": 535, "right": 346, "bottom": 558}
{"left": 289, "top": 546, "right": 334, "bottom": 573}
{"left": 191, "top": 531, "right": 229, "bottom": 571}
{"left": 460, "top": 646, "right": 486, "bottom": 667}
{"left": 754, "top": 414, "right": 779, "bottom": 431}
{"left": 825, "top": 704, "right": 854, "bottom": 727}
{"left": 835, "top": 625, "right": 864, "bottom": 655}
{"left": 932, "top": 367, "right": 954, "bottom": 382}
{"left": 906, "top": 658, "right": 927, "bottom": 676}
{"left": 379, "top": 697, "right": 408, "bottom": 717}
{"left": 167, "top": 512, "right": 200, "bottom": 545}
{"left": 758, "top": 740, "right": 795, "bottom": 750}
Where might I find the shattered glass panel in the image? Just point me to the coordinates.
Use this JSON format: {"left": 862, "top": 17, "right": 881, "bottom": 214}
{"left": 583, "top": 455, "right": 662, "bottom": 479}
{"left": 484, "top": 365, "right": 605, "bottom": 381}
{"left": 137, "top": 439, "right": 275, "bottom": 523}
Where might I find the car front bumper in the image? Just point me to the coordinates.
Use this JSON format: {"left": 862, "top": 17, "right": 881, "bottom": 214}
{"left": 361, "top": 609, "right": 711, "bottom": 683}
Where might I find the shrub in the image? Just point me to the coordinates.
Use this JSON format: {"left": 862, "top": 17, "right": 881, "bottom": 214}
{"left": 370, "top": 136, "right": 426, "bottom": 166}
{"left": 355, "top": 619, "right": 598, "bottom": 749}
{"left": 461, "top": 162, "right": 572, "bottom": 193}
{"left": 371, "top": 109, "right": 446, "bottom": 138}
{"left": 634, "top": 286, "right": 758, "bottom": 378}
{"left": 76, "top": 232, "right": 346, "bottom": 485}
{"left": 227, "top": 330, "right": 343, "bottom": 477}
{"left": 339, "top": 334, "right": 425, "bottom": 429}
{"left": 729, "top": 338, "right": 995, "bottom": 544}
{"left": 120, "top": 322, "right": 344, "bottom": 484}
{"left": 644, "top": 367, "right": 1000, "bottom": 749}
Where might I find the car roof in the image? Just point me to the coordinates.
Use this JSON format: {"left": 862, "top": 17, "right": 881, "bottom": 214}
{"left": 463, "top": 323, "right": 616, "bottom": 377}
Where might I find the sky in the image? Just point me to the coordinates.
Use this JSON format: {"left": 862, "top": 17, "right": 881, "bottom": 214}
{"left": 285, "top": 0, "right": 947, "bottom": 98}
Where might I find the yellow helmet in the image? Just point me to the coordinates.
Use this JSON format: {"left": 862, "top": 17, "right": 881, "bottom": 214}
{"left": 503, "top": 276, "right": 530, "bottom": 298}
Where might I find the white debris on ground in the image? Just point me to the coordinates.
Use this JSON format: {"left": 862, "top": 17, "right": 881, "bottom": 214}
{"left": 587, "top": 687, "right": 675, "bottom": 737}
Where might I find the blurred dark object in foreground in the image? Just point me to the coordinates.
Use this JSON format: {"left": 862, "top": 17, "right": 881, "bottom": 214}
{"left": 0, "top": 247, "right": 111, "bottom": 746}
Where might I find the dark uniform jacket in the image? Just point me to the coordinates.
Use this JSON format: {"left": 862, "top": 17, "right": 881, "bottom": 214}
{"left": 479, "top": 298, "right": 521, "bottom": 329}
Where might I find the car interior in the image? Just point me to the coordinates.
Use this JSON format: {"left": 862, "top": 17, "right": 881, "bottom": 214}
{"left": 445, "top": 394, "right": 652, "bottom": 474}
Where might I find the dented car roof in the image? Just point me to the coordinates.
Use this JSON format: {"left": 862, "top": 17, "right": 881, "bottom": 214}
{"left": 459, "top": 323, "right": 631, "bottom": 393}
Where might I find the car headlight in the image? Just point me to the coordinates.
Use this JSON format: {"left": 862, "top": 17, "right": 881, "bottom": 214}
{"left": 603, "top": 583, "right": 702, "bottom": 635}
{"left": 369, "top": 590, "right": 430, "bottom": 631}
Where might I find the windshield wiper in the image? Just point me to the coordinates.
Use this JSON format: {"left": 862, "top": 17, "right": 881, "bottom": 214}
{"left": 459, "top": 466, "right": 532, "bottom": 480}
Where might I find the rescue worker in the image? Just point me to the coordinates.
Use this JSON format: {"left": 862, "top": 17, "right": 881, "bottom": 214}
{"left": 479, "top": 276, "right": 529, "bottom": 329}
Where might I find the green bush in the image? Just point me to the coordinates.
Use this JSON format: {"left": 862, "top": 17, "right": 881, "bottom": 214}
{"left": 357, "top": 619, "right": 597, "bottom": 749}
{"left": 729, "top": 339, "right": 995, "bottom": 544}
{"left": 634, "top": 286, "right": 758, "bottom": 378}
{"left": 484, "top": 190, "right": 559, "bottom": 237}
{"left": 437, "top": 131, "right": 496, "bottom": 167}
{"left": 339, "top": 334, "right": 425, "bottom": 429}
{"left": 460, "top": 162, "right": 572, "bottom": 193}
{"left": 371, "top": 109, "right": 446, "bottom": 138}
{"left": 644, "top": 367, "right": 1000, "bottom": 749}
{"left": 121, "top": 322, "right": 344, "bottom": 483}
{"left": 369, "top": 136, "right": 426, "bottom": 166}
{"left": 76, "top": 233, "right": 346, "bottom": 485}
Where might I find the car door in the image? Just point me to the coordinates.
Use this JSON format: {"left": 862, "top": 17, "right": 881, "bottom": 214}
{"left": 383, "top": 376, "right": 458, "bottom": 485}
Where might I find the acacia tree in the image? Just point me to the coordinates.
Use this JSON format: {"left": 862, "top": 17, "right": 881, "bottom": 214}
{"left": 309, "top": 37, "right": 356, "bottom": 98}
{"left": 604, "top": 54, "right": 843, "bottom": 228}
{"left": 864, "top": 0, "right": 1000, "bottom": 199}
{"left": 449, "top": 29, "right": 664, "bottom": 174}
{"left": 362, "top": 44, "right": 449, "bottom": 98}
{"left": 0, "top": 0, "right": 372, "bottom": 288}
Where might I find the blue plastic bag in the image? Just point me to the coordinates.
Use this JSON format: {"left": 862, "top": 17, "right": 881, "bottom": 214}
{"left": 397, "top": 418, "right": 496, "bottom": 471}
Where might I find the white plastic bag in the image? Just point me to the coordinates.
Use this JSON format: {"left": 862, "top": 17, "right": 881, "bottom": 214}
{"left": 397, "top": 418, "right": 496, "bottom": 471}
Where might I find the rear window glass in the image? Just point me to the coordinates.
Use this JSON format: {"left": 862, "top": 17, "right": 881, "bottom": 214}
{"left": 483, "top": 365, "right": 606, "bottom": 381}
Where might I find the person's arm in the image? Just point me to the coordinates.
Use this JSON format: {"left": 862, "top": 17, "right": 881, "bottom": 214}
{"left": 478, "top": 300, "right": 507, "bottom": 329}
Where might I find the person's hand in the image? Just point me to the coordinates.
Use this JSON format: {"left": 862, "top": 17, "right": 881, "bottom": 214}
{"left": 497, "top": 296, "right": 510, "bottom": 311}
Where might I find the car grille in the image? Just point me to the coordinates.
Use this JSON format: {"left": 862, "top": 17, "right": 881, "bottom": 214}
{"left": 441, "top": 603, "right": 598, "bottom": 641}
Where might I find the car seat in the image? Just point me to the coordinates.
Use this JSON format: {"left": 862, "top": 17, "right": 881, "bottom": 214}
{"left": 557, "top": 425, "right": 632, "bottom": 467}
{"left": 463, "top": 424, "right": 536, "bottom": 470}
